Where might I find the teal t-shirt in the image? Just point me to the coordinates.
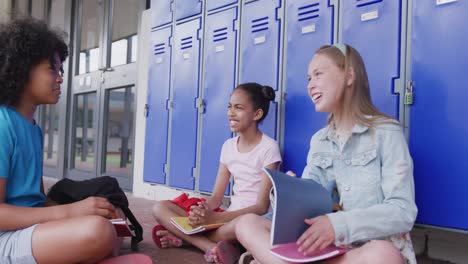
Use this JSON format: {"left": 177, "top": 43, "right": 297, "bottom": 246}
{"left": 0, "top": 106, "right": 45, "bottom": 207}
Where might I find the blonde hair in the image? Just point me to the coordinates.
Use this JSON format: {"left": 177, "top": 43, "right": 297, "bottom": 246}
{"left": 315, "top": 44, "right": 396, "bottom": 128}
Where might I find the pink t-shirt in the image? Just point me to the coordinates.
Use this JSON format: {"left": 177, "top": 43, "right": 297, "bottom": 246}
{"left": 220, "top": 134, "right": 282, "bottom": 211}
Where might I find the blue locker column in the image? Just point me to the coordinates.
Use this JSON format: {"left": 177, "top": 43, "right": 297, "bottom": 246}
{"left": 199, "top": 7, "right": 238, "bottom": 194}
{"left": 239, "top": 0, "right": 282, "bottom": 139}
{"left": 144, "top": 26, "right": 173, "bottom": 184}
{"left": 175, "top": 0, "right": 202, "bottom": 21}
{"left": 283, "top": 1, "right": 335, "bottom": 174}
{"left": 341, "top": 0, "right": 401, "bottom": 118}
{"left": 207, "top": 0, "right": 238, "bottom": 12}
{"left": 168, "top": 18, "right": 202, "bottom": 190}
{"left": 410, "top": 0, "right": 468, "bottom": 230}
{"left": 151, "top": 0, "right": 173, "bottom": 28}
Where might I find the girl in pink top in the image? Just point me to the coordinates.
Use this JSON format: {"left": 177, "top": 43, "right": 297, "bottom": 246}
{"left": 152, "top": 83, "right": 282, "bottom": 264}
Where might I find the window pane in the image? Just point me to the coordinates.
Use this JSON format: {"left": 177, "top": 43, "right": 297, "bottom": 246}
{"left": 31, "top": 0, "right": 46, "bottom": 20}
{"left": 49, "top": 0, "right": 69, "bottom": 29}
{"left": 43, "top": 105, "right": 59, "bottom": 167}
{"left": 72, "top": 93, "right": 96, "bottom": 171}
{"left": 78, "top": 0, "right": 103, "bottom": 74}
{"left": 103, "top": 87, "right": 135, "bottom": 175}
{"left": 110, "top": 0, "right": 139, "bottom": 66}
{"left": 110, "top": 39, "right": 128, "bottom": 67}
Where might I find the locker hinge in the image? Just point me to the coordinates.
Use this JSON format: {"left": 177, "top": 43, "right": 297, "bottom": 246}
{"left": 234, "top": 18, "right": 240, "bottom": 32}
{"left": 329, "top": 0, "right": 339, "bottom": 7}
{"left": 276, "top": 6, "right": 284, "bottom": 21}
{"left": 192, "top": 167, "right": 198, "bottom": 179}
{"left": 196, "top": 98, "right": 206, "bottom": 113}
{"left": 404, "top": 81, "right": 414, "bottom": 105}
{"left": 144, "top": 103, "right": 149, "bottom": 117}
{"left": 164, "top": 163, "right": 169, "bottom": 175}
{"left": 167, "top": 99, "right": 173, "bottom": 109}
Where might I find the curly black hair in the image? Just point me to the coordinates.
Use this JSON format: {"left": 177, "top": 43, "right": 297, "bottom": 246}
{"left": 0, "top": 17, "right": 68, "bottom": 106}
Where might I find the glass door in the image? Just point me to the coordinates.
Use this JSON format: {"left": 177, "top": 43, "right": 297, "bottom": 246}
{"left": 68, "top": 0, "right": 143, "bottom": 190}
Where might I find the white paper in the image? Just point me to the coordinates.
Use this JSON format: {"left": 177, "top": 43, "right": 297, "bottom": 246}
{"left": 301, "top": 24, "right": 316, "bottom": 34}
{"left": 215, "top": 45, "right": 225, "bottom": 53}
{"left": 361, "top": 10, "right": 379, "bottom": 22}
{"left": 436, "top": 0, "right": 457, "bottom": 5}
{"left": 254, "top": 36, "right": 266, "bottom": 45}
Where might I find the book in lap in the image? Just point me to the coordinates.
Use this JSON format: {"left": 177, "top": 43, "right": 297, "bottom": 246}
{"left": 110, "top": 218, "right": 135, "bottom": 237}
{"left": 264, "top": 169, "right": 348, "bottom": 262}
{"left": 170, "top": 217, "right": 225, "bottom": 235}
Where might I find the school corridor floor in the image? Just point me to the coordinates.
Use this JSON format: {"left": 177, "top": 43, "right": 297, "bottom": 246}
{"left": 43, "top": 177, "right": 452, "bottom": 264}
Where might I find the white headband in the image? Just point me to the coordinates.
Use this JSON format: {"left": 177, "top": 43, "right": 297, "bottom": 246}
{"left": 333, "top": 43, "right": 347, "bottom": 56}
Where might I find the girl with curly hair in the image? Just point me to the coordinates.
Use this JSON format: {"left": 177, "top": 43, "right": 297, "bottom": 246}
{"left": 0, "top": 18, "right": 119, "bottom": 263}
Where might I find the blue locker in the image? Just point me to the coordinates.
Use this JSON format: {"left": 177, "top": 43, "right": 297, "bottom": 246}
{"left": 410, "top": 0, "right": 468, "bottom": 230}
{"left": 199, "top": 7, "right": 238, "bottom": 194}
{"left": 341, "top": 0, "right": 401, "bottom": 118}
{"left": 169, "top": 18, "right": 202, "bottom": 190}
{"left": 207, "top": 0, "right": 238, "bottom": 12}
{"left": 240, "top": 0, "right": 282, "bottom": 139}
{"left": 151, "top": 0, "right": 173, "bottom": 28}
{"left": 144, "top": 26, "right": 173, "bottom": 184}
{"left": 283, "top": 1, "right": 334, "bottom": 174}
{"left": 175, "top": 0, "right": 202, "bottom": 21}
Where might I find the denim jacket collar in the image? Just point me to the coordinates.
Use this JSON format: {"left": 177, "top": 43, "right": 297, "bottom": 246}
{"left": 319, "top": 123, "right": 369, "bottom": 141}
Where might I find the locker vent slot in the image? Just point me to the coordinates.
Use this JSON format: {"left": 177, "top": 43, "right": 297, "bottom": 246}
{"left": 251, "top": 16, "right": 269, "bottom": 33}
{"left": 213, "top": 27, "right": 228, "bottom": 42}
{"left": 356, "top": 0, "right": 383, "bottom": 8}
{"left": 298, "top": 2, "right": 319, "bottom": 22}
{"left": 154, "top": 42, "right": 165, "bottom": 55}
{"left": 181, "top": 36, "right": 193, "bottom": 50}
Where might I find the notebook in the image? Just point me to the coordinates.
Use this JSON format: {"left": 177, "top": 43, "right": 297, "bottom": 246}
{"left": 170, "top": 216, "right": 225, "bottom": 235}
{"left": 264, "top": 169, "right": 347, "bottom": 262}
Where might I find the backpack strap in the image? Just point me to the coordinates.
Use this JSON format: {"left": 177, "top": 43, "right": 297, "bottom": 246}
{"left": 121, "top": 206, "right": 143, "bottom": 251}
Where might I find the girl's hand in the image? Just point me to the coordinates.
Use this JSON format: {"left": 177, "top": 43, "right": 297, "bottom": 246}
{"left": 188, "top": 201, "right": 213, "bottom": 226}
{"left": 297, "top": 216, "right": 335, "bottom": 256}
{"left": 286, "top": 171, "right": 297, "bottom": 177}
{"left": 68, "top": 196, "right": 116, "bottom": 219}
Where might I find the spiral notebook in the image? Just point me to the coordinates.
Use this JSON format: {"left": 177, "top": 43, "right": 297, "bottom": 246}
{"left": 264, "top": 169, "right": 347, "bottom": 262}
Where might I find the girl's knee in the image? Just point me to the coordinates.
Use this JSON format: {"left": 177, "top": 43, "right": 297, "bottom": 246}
{"left": 80, "top": 216, "right": 115, "bottom": 251}
{"left": 152, "top": 200, "right": 169, "bottom": 218}
{"left": 362, "top": 240, "right": 404, "bottom": 264}
{"left": 235, "top": 214, "right": 265, "bottom": 237}
{"left": 236, "top": 213, "right": 259, "bottom": 228}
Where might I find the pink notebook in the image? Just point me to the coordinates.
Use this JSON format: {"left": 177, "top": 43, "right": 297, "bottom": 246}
{"left": 270, "top": 243, "right": 347, "bottom": 263}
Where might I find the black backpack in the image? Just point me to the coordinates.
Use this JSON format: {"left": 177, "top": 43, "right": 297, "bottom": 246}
{"left": 47, "top": 176, "right": 143, "bottom": 251}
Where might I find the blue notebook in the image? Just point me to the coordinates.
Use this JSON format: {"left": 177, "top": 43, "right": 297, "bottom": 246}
{"left": 263, "top": 169, "right": 333, "bottom": 246}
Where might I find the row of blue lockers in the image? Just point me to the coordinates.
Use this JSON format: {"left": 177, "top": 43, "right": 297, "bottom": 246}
{"left": 144, "top": 0, "right": 468, "bottom": 231}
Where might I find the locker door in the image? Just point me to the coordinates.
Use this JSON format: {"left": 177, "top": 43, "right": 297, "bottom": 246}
{"left": 143, "top": 26, "right": 172, "bottom": 184}
{"left": 206, "top": 0, "right": 238, "bottom": 12}
{"left": 199, "top": 7, "right": 238, "bottom": 194}
{"left": 283, "top": 0, "right": 335, "bottom": 174}
{"left": 239, "top": 0, "right": 282, "bottom": 139}
{"left": 175, "top": 0, "right": 202, "bottom": 21}
{"left": 169, "top": 18, "right": 202, "bottom": 190}
{"left": 341, "top": 0, "right": 401, "bottom": 118}
{"left": 410, "top": 0, "right": 468, "bottom": 230}
{"left": 151, "top": 0, "right": 172, "bottom": 28}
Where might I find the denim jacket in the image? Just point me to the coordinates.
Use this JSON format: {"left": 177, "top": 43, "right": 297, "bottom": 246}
{"left": 301, "top": 122, "right": 418, "bottom": 246}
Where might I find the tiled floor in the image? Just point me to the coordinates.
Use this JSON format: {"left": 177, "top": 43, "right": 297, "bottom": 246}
{"left": 43, "top": 178, "right": 453, "bottom": 264}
